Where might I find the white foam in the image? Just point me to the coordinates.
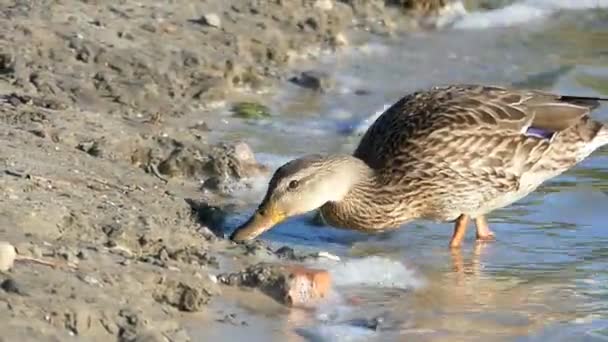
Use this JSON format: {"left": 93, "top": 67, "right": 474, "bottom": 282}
{"left": 297, "top": 324, "right": 376, "bottom": 342}
{"left": 452, "top": 3, "right": 548, "bottom": 29}
{"left": 450, "top": 0, "right": 608, "bottom": 30}
{"left": 312, "top": 256, "right": 426, "bottom": 290}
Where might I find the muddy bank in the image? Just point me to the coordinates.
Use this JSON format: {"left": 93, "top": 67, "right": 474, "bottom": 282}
{"left": 0, "top": 0, "right": 455, "bottom": 341}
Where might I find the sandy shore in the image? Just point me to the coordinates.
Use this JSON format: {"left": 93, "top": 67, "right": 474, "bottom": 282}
{"left": 0, "top": 1, "right": 449, "bottom": 340}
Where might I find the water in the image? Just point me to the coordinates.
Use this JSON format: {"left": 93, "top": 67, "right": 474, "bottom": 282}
{"left": 202, "top": 2, "right": 608, "bottom": 341}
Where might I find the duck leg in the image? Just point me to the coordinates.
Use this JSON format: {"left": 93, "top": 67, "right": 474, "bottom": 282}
{"left": 475, "top": 215, "right": 495, "bottom": 242}
{"left": 449, "top": 214, "right": 469, "bottom": 248}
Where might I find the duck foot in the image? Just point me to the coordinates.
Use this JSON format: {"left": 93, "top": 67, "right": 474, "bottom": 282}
{"left": 476, "top": 233, "right": 495, "bottom": 242}
{"left": 475, "top": 215, "right": 495, "bottom": 243}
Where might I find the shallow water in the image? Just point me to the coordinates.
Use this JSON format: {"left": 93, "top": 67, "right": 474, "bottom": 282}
{"left": 202, "top": 2, "right": 608, "bottom": 341}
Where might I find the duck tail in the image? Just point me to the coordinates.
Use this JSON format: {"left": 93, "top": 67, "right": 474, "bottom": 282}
{"left": 560, "top": 95, "right": 608, "bottom": 110}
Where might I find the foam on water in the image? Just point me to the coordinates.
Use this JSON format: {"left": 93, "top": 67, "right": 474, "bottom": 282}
{"left": 450, "top": 0, "right": 608, "bottom": 30}
{"left": 311, "top": 256, "right": 426, "bottom": 290}
{"left": 296, "top": 324, "right": 376, "bottom": 342}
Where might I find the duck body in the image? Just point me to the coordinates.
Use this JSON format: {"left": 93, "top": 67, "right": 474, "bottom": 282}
{"left": 231, "top": 84, "right": 608, "bottom": 247}
{"left": 319, "top": 84, "right": 607, "bottom": 237}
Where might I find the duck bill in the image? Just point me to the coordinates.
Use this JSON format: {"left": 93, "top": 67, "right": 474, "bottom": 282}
{"left": 230, "top": 205, "right": 286, "bottom": 242}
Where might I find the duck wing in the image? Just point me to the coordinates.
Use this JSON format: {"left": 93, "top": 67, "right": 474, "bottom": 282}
{"left": 354, "top": 84, "right": 603, "bottom": 173}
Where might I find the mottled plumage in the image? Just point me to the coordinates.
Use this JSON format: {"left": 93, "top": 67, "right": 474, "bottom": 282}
{"left": 231, "top": 84, "right": 608, "bottom": 247}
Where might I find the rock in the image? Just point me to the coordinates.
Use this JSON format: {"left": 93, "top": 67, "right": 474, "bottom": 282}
{"left": 200, "top": 13, "right": 221, "bottom": 28}
{"left": 218, "top": 263, "right": 332, "bottom": 307}
{"left": 242, "top": 240, "right": 275, "bottom": 259}
{"left": 330, "top": 32, "right": 349, "bottom": 47}
{"left": 118, "top": 308, "right": 145, "bottom": 342}
{"left": 217, "top": 313, "right": 247, "bottom": 326}
{"left": 169, "top": 246, "right": 219, "bottom": 268}
{"left": 314, "top": 0, "right": 334, "bottom": 11}
{"left": 77, "top": 249, "right": 89, "bottom": 260}
{"left": 153, "top": 281, "right": 213, "bottom": 312}
{"left": 1, "top": 278, "right": 22, "bottom": 294}
{"left": 56, "top": 246, "right": 78, "bottom": 264}
{"left": 76, "top": 140, "right": 104, "bottom": 157}
{"left": 289, "top": 70, "right": 334, "bottom": 92}
{"left": 184, "top": 200, "right": 227, "bottom": 235}
{"left": 275, "top": 246, "right": 297, "bottom": 260}
{"left": 0, "top": 241, "right": 16, "bottom": 272}
{"left": 0, "top": 52, "right": 15, "bottom": 75}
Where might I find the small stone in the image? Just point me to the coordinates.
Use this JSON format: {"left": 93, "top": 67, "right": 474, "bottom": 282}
{"left": 77, "top": 250, "right": 89, "bottom": 260}
{"left": 1, "top": 278, "right": 21, "bottom": 294}
{"left": 217, "top": 313, "right": 240, "bottom": 325}
{"left": 154, "top": 281, "right": 211, "bottom": 312}
{"left": 57, "top": 246, "right": 78, "bottom": 264}
{"left": 331, "top": 32, "right": 348, "bottom": 47}
{"left": 140, "top": 23, "right": 157, "bottom": 33}
{"left": 0, "top": 241, "right": 17, "bottom": 272}
{"left": 201, "top": 13, "right": 221, "bottom": 28}
{"left": 158, "top": 247, "right": 170, "bottom": 263}
{"left": 314, "top": 0, "right": 333, "bottom": 10}
{"left": 275, "top": 246, "right": 297, "bottom": 260}
{"left": 289, "top": 70, "right": 334, "bottom": 92}
{"left": 283, "top": 265, "right": 332, "bottom": 307}
{"left": 179, "top": 286, "right": 202, "bottom": 312}
{"left": 218, "top": 264, "right": 332, "bottom": 307}
{"left": 78, "top": 274, "right": 100, "bottom": 286}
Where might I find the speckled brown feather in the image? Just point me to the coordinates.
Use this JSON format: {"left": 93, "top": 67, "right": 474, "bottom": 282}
{"left": 320, "top": 85, "right": 607, "bottom": 230}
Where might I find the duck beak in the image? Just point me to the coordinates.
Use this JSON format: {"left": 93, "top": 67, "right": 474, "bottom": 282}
{"left": 230, "top": 203, "right": 286, "bottom": 242}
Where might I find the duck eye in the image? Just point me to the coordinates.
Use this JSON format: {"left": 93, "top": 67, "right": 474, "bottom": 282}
{"left": 288, "top": 180, "right": 300, "bottom": 190}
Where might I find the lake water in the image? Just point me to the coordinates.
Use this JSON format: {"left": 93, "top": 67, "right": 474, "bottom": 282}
{"left": 199, "top": 1, "right": 608, "bottom": 341}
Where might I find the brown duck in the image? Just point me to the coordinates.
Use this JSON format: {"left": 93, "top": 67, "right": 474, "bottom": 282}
{"left": 231, "top": 85, "right": 608, "bottom": 248}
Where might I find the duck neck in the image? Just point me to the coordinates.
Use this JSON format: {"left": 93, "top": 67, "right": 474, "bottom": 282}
{"left": 319, "top": 156, "right": 407, "bottom": 231}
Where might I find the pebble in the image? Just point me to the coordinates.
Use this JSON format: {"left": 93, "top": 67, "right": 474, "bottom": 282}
{"left": 78, "top": 274, "right": 101, "bottom": 286}
{"left": 1, "top": 278, "right": 21, "bottom": 294}
{"left": 314, "top": 0, "right": 333, "bottom": 10}
{"left": 275, "top": 246, "right": 297, "bottom": 260}
{"left": 76, "top": 249, "right": 89, "bottom": 260}
{"left": 201, "top": 13, "right": 221, "bottom": 28}
{"left": 283, "top": 265, "right": 332, "bottom": 307}
{"left": 0, "top": 241, "right": 16, "bottom": 272}
{"left": 289, "top": 70, "right": 334, "bottom": 92}
{"left": 219, "top": 263, "right": 332, "bottom": 307}
{"left": 57, "top": 246, "right": 78, "bottom": 264}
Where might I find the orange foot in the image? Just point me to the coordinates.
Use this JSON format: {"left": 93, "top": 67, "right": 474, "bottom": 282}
{"left": 476, "top": 232, "right": 495, "bottom": 242}
{"left": 475, "top": 216, "right": 495, "bottom": 243}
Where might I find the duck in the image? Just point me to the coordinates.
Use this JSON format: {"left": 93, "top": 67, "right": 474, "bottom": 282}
{"left": 230, "top": 84, "right": 608, "bottom": 248}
